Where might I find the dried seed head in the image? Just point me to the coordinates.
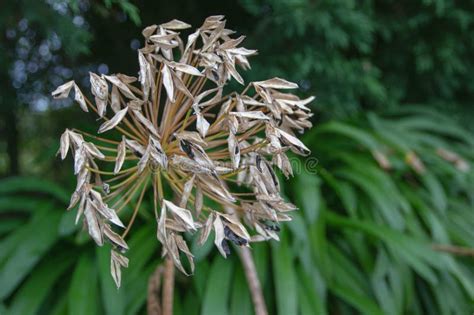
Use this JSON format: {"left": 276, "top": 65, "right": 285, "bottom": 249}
{"left": 53, "top": 16, "right": 314, "bottom": 287}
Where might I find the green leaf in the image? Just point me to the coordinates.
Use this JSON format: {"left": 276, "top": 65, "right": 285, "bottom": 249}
{"left": 0, "top": 177, "right": 69, "bottom": 204}
{"left": 0, "top": 207, "right": 61, "bottom": 299}
{"left": 193, "top": 259, "right": 210, "bottom": 300}
{"left": 297, "top": 266, "right": 327, "bottom": 315}
{"left": 58, "top": 209, "right": 79, "bottom": 237}
{"left": 330, "top": 282, "right": 385, "bottom": 315}
{"left": 314, "top": 121, "right": 380, "bottom": 150}
{"left": 68, "top": 253, "right": 99, "bottom": 315}
{"left": 201, "top": 256, "right": 234, "bottom": 315}
{"left": 230, "top": 265, "right": 252, "bottom": 315}
{"left": 420, "top": 171, "right": 447, "bottom": 213}
{"left": 325, "top": 212, "right": 445, "bottom": 284}
{"left": 0, "top": 196, "right": 39, "bottom": 213}
{"left": 272, "top": 232, "right": 298, "bottom": 315}
{"left": 7, "top": 252, "right": 75, "bottom": 315}
{"left": 293, "top": 174, "right": 321, "bottom": 223}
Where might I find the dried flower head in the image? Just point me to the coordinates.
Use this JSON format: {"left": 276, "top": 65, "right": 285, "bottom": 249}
{"left": 53, "top": 15, "right": 313, "bottom": 288}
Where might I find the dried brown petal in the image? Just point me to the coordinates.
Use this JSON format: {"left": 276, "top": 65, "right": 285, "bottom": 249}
{"left": 90, "top": 72, "right": 108, "bottom": 99}
{"left": 96, "top": 98, "right": 108, "bottom": 118}
{"left": 74, "top": 193, "right": 87, "bottom": 224}
{"left": 196, "top": 113, "right": 210, "bottom": 138}
{"left": 125, "top": 138, "right": 145, "bottom": 156}
{"left": 104, "top": 224, "right": 128, "bottom": 250}
{"left": 157, "top": 202, "right": 167, "bottom": 244}
{"left": 84, "top": 142, "right": 105, "bottom": 160}
{"left": 254, "top": 77, "right": 298, "bottom": 89}
{"left": 52, "top": 80, "right": 74, "bottom": 99}
{"left": 220, "top": 213, "right": 251, "bottom": 240}
{"left": 227, "top": 47, "right": 257, "bottom": 56}
{"left": 171, "top": 155, "right": 213, "bottom": 175}
{"left": 174, "top": 131, "right": 207, "bottom": 147}
{"left": 230, "top": 111, "right": 269, "bottom": 121}
{"left": 133, "top": 110, "right": 160, "bottom": 137}
{"left": 172, "top": 71, "right": 194, "bottom": 99}
{"left": 150, "top": 137, "right": 168, "bottom": 168}
{"left": 161, "top": 65, "right": 175, "bottom": 102}
{"left": 111, "top": 250, "right": 129, "bottom": 288}
{"left": 114, "top": 137, "right": 127, "bottom": 174}
{"left": 138, "top": 52, "right": 153, "bottom": 100}
{"left": 198, "top": 212, "right": 214, "bottom": 245}
{"left": 98, "top": 107, "right": 128, "bottom": 133}
{"left": 161, "top": 19, "right": 192, "bottom": 30}
{"left": 138, "top": 144, "right": 152, "bottom": 173}
{"left": 179, "top": 175, "right": 195, "bottom": 208}
{"left": 91, "top": 200, "right": 125, "bottom": 229}
{"left": 175, "top": 234, "right": 194, "bottom": 274}
{"left": 213, "top": 215, "right": 227, "bottom": 258}
{"left": 84, "top": 199, "right": 104, "bottom": 246}
{"left": 73, "top": 84, "right": 88, "bottom": 112}
{"left": 200, "top": 175, "right": 236, "bottom": 203}
{"left": 163, "top": 200, "right": 196, "bottom": 231}
{"left": 168, "top": 61, "right": 203, "bottom": 77}
{"left": 104, "top": 75, "right": 137, "bottom": 100}
{"left": 195, "top": 185, "right": 203, "bottom": 217}
{"left": 165, "top": 235, "right": 188, "bottom": 274}
{"left": 75, "top": 168, "right": 90, "bottom": 193}
{"left": 58, "top": 129, "right": 70, "bottom": 160}
{"left": 73, "top": 146, "right": 86, "bottom": 175}
{"left": 142, "top": 24, "right": 158, "bottom": 38}
{"left": 276, "top": 128, "right": 311, "bottom": 156}
{"left": 226, "top": 61, "right": 244, "bottom": 85}
{"left": 228, "top": 132, "right": 240, "bottom": 169}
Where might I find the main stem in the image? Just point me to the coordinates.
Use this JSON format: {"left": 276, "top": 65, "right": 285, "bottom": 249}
{"left": 160, "top": 179, "right": 176, "bottom": 315}
{"left": 238, "top": 247, "right": 268, "bottom": 315}
{"left": 162, "top": 252, "right": 175, "bottom": 315}
{"left": 147, "top": 264, "right": 163, "bottom": 315}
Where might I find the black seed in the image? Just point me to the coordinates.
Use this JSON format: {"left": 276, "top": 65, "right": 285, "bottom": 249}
{"left": 154, "top": 144, "right": 163, "bottom": 154}
{"left": 133, "top": 150, "right": 143, "bottom": 158}
{"left": 224, "top": 225, "right": 248, "bottom": 246}
{"left": 280, "top": 138, "right": 310, "bottom": 156}
{"left": 298, "top": 147, "right": 310, "bottom": 155}
{"left": 260, "top": 220, "right": 280, "bottom": 232}
{"left": 268, "top": 223, "right": 281, "bottom": 232}
{"left": 234, "top": 144, "right": 240, "bottom": 155}
{"left": 265, "top": 162, "right": 279, "bottom": 187}
{"left": 221, "top": 239, "right": 231, "bottom": 256}
{"left": 180, "top": 139, "right": 194, "bottom": 159}
{"left": 256, "top": 155, "right": 263, "bottom": 172}
{"left": 103, "top": 183, "right": 110, "bottom": 194}
{"left": 211, "top": 69, "right": 220, "bottom": 81}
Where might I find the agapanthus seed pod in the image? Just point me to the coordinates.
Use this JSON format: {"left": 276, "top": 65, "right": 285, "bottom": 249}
{"left": 53, "top": 15, "right": 313, "bottom": 288}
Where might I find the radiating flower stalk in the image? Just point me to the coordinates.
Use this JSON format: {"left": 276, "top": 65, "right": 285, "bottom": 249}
{"left": 53, "top": 16, "right": 313, "bottom": 290}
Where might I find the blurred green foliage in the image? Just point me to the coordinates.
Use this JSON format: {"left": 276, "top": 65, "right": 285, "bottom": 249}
{"left": 1, "top": 0, "right": 474, "bottom": 314}
{"left": 240, "top": 0, "right": 474, "bottom": 119}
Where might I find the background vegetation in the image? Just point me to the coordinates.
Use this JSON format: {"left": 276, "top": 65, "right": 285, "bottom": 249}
{"left": 1, "top": 0, "right": 474, "bottom": 314}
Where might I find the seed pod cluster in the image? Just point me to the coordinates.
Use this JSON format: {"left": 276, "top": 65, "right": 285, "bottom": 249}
{"left": 53, "top": 15, "right": 313, "bottom": 287}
